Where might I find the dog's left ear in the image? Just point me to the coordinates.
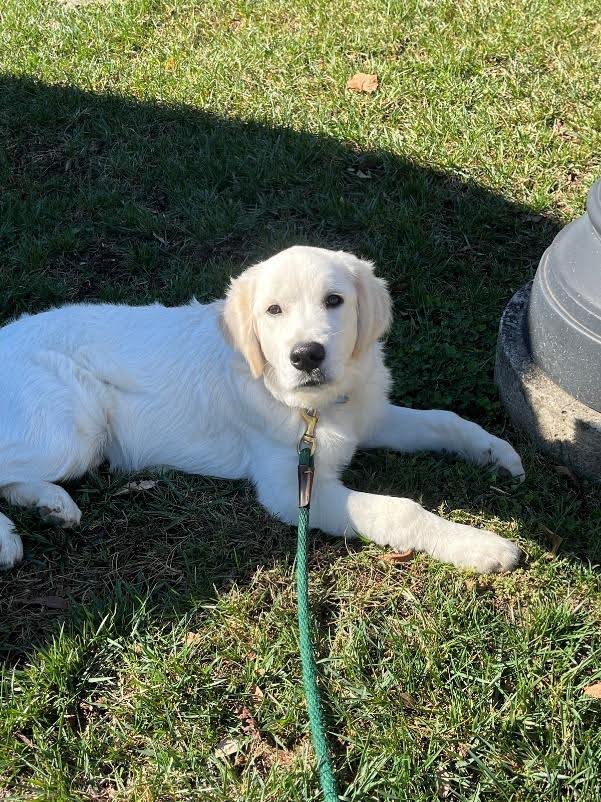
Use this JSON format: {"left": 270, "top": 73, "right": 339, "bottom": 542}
{"left": 344, "top": 253, "right": 392, "bottom": 358}
{"left": 221, "top": 270, "right": 265, "bottom": 379}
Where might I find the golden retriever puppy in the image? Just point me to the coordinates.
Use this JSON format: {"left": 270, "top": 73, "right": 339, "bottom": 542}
{"left": 0, "top": 246, "right": 523, "bottom": 572}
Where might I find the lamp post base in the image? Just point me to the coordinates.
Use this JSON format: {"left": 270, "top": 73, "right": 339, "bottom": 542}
{"left": 495, "top": 282, "right": 601, "bottom": 482}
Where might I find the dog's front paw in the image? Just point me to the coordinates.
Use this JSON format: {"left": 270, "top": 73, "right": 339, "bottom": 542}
{"left": 0, "top": 523, "right": 24, "bottom": 570}
{"left": 482, "top": 436, "right": 525, "bottom": 482}
{"left": 435, "top": 524, "right": 522, "bottom": 574}
{"left": 38, "top": 488, "right": 82, "bottom": 529}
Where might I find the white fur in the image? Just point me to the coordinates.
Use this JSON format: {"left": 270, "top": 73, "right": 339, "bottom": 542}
{"left": 0, "top": 246, "right": 524, "bottom": 572}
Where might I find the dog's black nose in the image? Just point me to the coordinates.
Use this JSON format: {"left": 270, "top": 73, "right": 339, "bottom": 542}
{"left": 290, "top": 341, "right": 326, "bottom": 372}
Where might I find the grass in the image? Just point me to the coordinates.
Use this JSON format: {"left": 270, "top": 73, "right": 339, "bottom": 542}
{"left": 0, "top": 0, "right": 600, "bottom": 799}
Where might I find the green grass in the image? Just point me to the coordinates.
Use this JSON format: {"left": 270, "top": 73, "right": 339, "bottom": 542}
{"left": 0, "top": 0, "right": 600, "bottom": 799}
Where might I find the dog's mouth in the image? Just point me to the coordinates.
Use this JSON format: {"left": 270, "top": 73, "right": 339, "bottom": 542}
{"left": 297, "top": 369, "right": 327, "bottom": 389}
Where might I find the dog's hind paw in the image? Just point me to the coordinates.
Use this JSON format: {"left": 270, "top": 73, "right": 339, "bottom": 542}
{"left": 483, "top": 436, "right": 525, "bottom": 482}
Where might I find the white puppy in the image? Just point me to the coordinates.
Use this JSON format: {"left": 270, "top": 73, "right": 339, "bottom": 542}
{"left": 0, "top": 246, "right": 524, "bottom": 572}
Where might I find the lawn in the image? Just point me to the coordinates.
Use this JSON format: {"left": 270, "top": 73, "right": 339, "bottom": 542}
{"left": 0, "top": 0, "right": 600, "bottom": 799}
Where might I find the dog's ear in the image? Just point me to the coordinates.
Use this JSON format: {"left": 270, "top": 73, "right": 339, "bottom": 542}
{"left": 221, "top": 271, "right": 265, "bottom": 379}
{"left": 345, "top": 254, "right": 392, "bottom": 358}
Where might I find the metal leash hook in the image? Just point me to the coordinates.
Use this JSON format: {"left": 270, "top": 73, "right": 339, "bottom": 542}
{"left": 298, "top": 407, "right": 319, "bottom": 455}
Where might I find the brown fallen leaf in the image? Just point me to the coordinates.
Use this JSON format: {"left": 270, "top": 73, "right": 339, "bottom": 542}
{"left": 214, "top": 737, "right": 240, "bottom": 759}
{"left": 398, "top": 691, "right": 416, "bottom": 708}
{"left": 30, "top": 596, "right": 69, "bottom": 609}
{"left": 540, "top": 524, "right": 563, "bottom": 555}
{"left": 382, "top": 549, "right": 415, "bottom": 564}
{"left": 583, "top": 682, "right": 601, "bottom": 699}
{"left": 184, "top": 632, "right": 203, "bottom": 646}
{"left": 553, "top": 464, "right": 578, "bottom": 483}
{"left": 165, "top": 57, "right": 176, "bottom": 70}
{"left": 115, "top": 480, "right": 158, "bottom": 496}
{"left": 251, "top": 685, "right": 265, "bottom": 703}
{"left": 346, "top": 73, "right": 378, "bottom": 93}
{"left": 16, "top": 733, "right": 34, "bottom": 749}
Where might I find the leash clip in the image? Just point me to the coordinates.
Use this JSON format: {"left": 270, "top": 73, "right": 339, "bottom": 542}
{"left": 298, "top": 461, "right": 315, "bottom": 508}
{"left": 298, "top": 408, "right": 319, "bottom": 456}
{"left": 298, "top": 408, "right": 318, "bottom": 508}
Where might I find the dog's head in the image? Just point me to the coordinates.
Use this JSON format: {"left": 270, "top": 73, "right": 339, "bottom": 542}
{"left": 222, "top": 246, "right": 391, "bottom": 407}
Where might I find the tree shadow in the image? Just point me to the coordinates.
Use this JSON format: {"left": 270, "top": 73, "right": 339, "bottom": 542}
{"left": 1, "top": 73, "right": 583, "bottom": 665}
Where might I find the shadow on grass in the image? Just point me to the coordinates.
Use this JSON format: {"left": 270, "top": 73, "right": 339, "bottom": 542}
{"left": 2, "top": 73, "right": 589, "bottom": 665}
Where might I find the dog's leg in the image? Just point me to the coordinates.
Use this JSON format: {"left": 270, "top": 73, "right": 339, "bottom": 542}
{"left": 253, "top": 466, "right": 521, "bottom": 574}
{"left": 2, "top": 482, "right": 82, "bottom": 528}
{"left": 0, "top": 512, "right": 23, "bottom": 569}
{"left": 361, "top": 404, "right": 525, "bottom": 479}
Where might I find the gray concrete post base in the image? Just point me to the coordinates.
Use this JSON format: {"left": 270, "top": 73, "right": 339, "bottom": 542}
{"left": 495, "top": 282, "right": 601, "bottom": 482}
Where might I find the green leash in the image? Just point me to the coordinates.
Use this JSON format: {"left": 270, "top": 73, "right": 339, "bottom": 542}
{"left": 296, "top": 409, "right": 340, "bottom": 802}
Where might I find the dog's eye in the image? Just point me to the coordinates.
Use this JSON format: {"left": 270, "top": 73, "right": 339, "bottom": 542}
{"left": 325, "top": 294, "right": 343, "bottom": 308}
{"left": 267, "top": 304, "right": 282, "bottom": 315}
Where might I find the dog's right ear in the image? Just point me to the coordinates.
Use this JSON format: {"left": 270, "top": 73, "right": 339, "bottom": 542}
{"left": 221, "top": 271, "right": 265, "bottom": 379}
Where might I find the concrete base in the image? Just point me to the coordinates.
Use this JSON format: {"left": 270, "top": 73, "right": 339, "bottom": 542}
{"left": 495, "top": 282, "right": 601, "bottom": 482}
